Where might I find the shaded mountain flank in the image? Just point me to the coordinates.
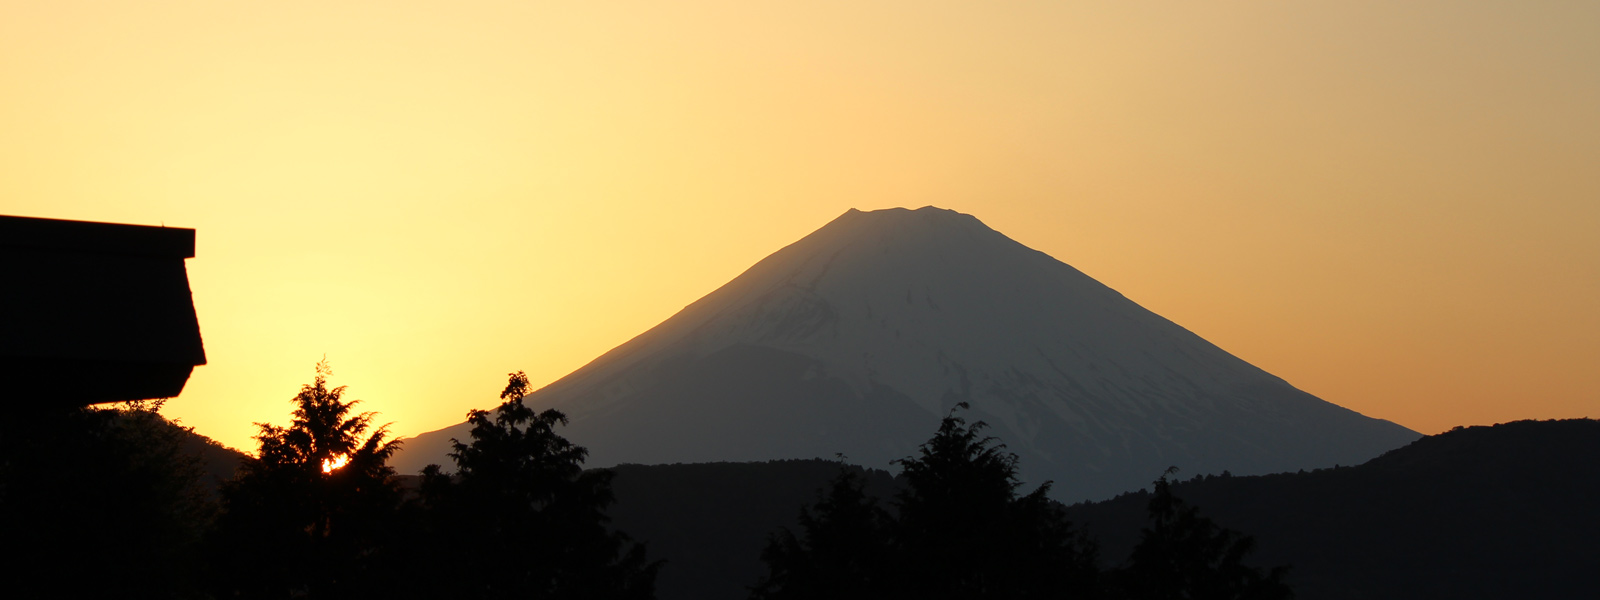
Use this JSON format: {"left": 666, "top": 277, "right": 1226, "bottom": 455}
{"left": 1064, "top": 418, "right": 1600, "bottom": 600}
{"left": 173, "top": 417, "right": 249, "bottom": 489}
{"left": 603, "top": 419, "right": 1599, "bottom": 600}
{"left": 395, "top": 207, "right": 1418, "bottom": 502}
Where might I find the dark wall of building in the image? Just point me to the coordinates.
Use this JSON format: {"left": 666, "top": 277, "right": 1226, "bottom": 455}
{"left": 1, "top": 215, "right": 205, "bottom": 407}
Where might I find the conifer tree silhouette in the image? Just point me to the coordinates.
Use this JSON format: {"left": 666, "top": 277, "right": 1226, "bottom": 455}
{"left": 751, "top": 464, "right": 892, "bottom": 600}
{"left": 208, "top": 360, "right": 403, "bottom": 599}
{"left": 753, "top": 403, "right": 1098, "bottom": 600}
{"left": 411, "top": 371, "right": 657, "bottom": 600}
{"left": 1113, "top": 467, "right": 1293, "bottom": 600}
{"left": 892, "top": 402, "right": 1099, "bottom": 599}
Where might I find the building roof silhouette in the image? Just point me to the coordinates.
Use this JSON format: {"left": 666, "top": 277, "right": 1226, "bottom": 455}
{"left": 1, "top": 215, "right": 205, "bottom": 407}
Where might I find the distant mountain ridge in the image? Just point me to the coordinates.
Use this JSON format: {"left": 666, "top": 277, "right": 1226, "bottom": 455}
{"left": 1064, "top": 418, "right": 1600, "bottom": 599}
{"left": 600, "top": 419, "right": 1600, "bottom": 600}
{"left": 394, "top": 206, "right": 1418, "bottom": 500}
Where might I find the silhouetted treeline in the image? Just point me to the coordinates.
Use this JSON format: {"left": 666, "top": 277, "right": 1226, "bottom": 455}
{"left": 0, "top": 368, "right": 1286, "bottom": 600}
{"left": 1, "top": 364, "right": 656, "bottom": 600}
{"left": 748, "top": 404, "right": 1288, "bottom": 600}
{"left": 9, "top": 361, "right": 1594, "bottom": 600}
{"left": 206, "top": 365, "right": 656, "bottom": 600}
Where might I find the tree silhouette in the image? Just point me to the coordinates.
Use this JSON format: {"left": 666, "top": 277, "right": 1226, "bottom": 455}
{"left": 751, "top": 464, "right": 892, "bottom": 600}
{"left": 410, "top": 371, "right": 657, "bottom": 600}
{"left": 1111, "top": 467, "right": 1293, "bottom": 600}
{"left": 208, "top": 360, "right": 403, "bottom": 599}
{"left": 752, "top": 403, "right": 1099, "bottom": 599}
{"left": 892, "top": 402, "right": 1099, "bottom": 599}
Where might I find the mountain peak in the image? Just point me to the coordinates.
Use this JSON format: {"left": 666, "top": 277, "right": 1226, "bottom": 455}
{"left": 827, "top": 205, "right": 990, "bottom": 236}
{"left": 394, "top": 208, "right": 1419, "bottom": 501}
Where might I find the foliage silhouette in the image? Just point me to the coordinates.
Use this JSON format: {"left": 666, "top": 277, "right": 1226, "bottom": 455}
{"left": 606, "top": 459, "right": 901, "bottom": 600}
{"left": 752, "top": 403, "right": 1099, "bottom": 600}
{"left": 208, "top": 360, "right": 404, "bottom": 599}
{"left": 0, "top": 399, "right": 215, "bottom": 599}
{"left": 407, "top": 371, "right": 658, "bottom": 600}
{"left": 1110, "top": 467, "right": 1292, "bottom": 600}
{"left": 750, "top": 465, "right": 892, "bottom": 600}
{"left": 892, "top": 402, "right": 1100, "bottom": 599}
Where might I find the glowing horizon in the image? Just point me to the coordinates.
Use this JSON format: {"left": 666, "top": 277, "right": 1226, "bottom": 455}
{"left": 4, "top": 1, "right": 1595, "bottom": 453}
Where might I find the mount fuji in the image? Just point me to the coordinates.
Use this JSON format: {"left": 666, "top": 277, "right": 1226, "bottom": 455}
{"left": 393, "top": 207, "right": 1419, "bottom": 501}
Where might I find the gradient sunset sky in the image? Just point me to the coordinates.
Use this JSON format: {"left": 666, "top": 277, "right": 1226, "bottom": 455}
{"left": 4, "top": 1, "right": 1596, "bottom": 453}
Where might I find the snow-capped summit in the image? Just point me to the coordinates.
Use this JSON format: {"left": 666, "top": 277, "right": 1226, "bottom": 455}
{"left": 394, "top": 207, "right": 1419, "bottom": 501}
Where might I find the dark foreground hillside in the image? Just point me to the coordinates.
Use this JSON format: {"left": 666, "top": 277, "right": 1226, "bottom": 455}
{"left": 605, "top": 419, "right": 1598, "bottom": 600}
{"left": 1, "top": 405, "right": 248, "bottom": 598}
{"left": 1065, "top": 419, "right": 1600, "bottom": 599}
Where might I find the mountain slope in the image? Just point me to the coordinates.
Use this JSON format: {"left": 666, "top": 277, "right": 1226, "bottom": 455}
{"left": 394, "top": 207, "right": 1417, "bottom": 500}
{"left": 594, "top": 419, "right": 1597, "bottom": 600}
{"left": 1065, "top": 419, "right": 1600, "bottom": 599}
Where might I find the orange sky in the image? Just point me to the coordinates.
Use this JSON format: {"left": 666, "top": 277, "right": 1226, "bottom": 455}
{"left": 4, "top": 1, "right": 1596, "bottom": 453}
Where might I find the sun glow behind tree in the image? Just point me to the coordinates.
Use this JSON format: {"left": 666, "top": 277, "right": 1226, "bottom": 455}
{"left": 209, "top": 360, "right": 405, "bottom": 597}
{"left": 321, "top": 455, "right": 349, "bottom": 473}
